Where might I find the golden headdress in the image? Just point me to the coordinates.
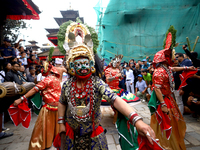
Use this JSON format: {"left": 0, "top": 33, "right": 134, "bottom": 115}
{"left": 57, "top": 18, "right": 99, "bottom": 75}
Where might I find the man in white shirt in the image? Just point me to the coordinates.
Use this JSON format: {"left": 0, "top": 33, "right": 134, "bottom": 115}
{"left": 125, "top": 65, "right": 135, "bottom": 93}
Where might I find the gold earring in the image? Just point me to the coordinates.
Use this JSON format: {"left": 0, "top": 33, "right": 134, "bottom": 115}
{"left": 91, "top": 66, "right": 96, "bottom": 73}
{"left": 69, "top": 68, "right": 75, "bottom": 76}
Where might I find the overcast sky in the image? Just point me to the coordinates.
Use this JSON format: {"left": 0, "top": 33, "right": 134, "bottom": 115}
{"left": 18, "top": 0, "right": 103, "bottom": 47}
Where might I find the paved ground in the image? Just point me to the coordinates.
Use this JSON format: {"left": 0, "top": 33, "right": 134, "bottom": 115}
{"left": 0, "top": 101, "right": 200, "bottom": 150}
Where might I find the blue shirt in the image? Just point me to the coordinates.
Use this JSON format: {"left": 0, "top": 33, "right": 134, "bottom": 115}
{"left": 180, "top": 59, "right": 193, "bottom": 67}
{"left": 0, "top": 45, "right": 16, "bottom": 62}
{"left": 141, "top": 63, "right": 150, "bottom": 70}
{"left": 136, "top": 80, "right": 147, "bottom": 92}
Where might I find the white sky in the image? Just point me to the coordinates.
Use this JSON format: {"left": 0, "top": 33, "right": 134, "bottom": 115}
{"left": 17, "top": 0, "right": 102, "bottom": 47}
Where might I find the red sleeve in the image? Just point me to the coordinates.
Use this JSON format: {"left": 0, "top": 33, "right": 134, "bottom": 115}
{"left": 35, "top": 78, "right": 48, "bottom": 91}
{"left": 105, "top": 67, "right": 111, "bottom": 78}
{"left": 153, "top": 70, "right": 165, "bottom": 88}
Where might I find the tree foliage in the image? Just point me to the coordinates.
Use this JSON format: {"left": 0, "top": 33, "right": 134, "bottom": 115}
{"left": 3, "top": 19, "right": 27, "bottom": 44}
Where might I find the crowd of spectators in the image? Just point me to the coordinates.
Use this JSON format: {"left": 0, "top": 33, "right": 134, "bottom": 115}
{"left": 103, "top": 46, "right": 200, "bottom": 121}
{"left": 0, "top": 38, "right": 43, "bottom": 139}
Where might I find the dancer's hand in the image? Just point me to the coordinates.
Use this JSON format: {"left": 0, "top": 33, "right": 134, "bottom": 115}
{"left": 14, "top": 99, "right": 22, "bottom": 106}
{"left": 161, "top": 105, "right": 169, "bottom": 114}
{"left": 135, "top": 120, "right": 155, "bottom": 145}
{"left": 59, "top": 123, "right": 66, "bottom": 133}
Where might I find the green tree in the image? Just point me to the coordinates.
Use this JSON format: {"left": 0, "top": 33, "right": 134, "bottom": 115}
{"left": 3, "top": 19, "right": 27, "bottom": 44}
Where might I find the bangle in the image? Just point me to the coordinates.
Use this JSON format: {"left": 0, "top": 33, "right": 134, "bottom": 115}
{"left": 58, "top": 120, "right": 65, "bottom": 124}
{"left": 58, "top": 116, "right": 65, "bottom": 119}
{"left": 20, "top": 95, "right": 27, "bottom": 101}
{"left": 161, "top": 103, "right": 167, "bottom": 107}
{"left": 160, "top": 101, "right": 165, "bottom": 104}
{"left": 128, "top": 112, "right": 137, "bottom": 119}
{"left": 128, "top": 112, "right": 143, "bottom": 127}
{"left": 132, "top": 116, "right": 143, "bottom": 126}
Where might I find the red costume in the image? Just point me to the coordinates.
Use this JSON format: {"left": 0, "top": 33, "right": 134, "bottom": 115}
{"left": 149, "top": 48, "right": 186, "bottom": 150}
{"left": 28, "top": 66, "right": 61, "bottom": 150}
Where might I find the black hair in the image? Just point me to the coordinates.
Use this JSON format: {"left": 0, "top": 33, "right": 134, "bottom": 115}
{"left": 21, "top": 51, "right": 26, "bottom": 55}
{"left": 94, "top": 54, "right": 103, "bottom": 78}
{"left": 11, "top": 61, "right": 19, "bottom": 66}
{"left": 176, "top": 53, "right": 184, "bottom": 58}
{"left": 142, "top": 69, "right": 148, "bottom": 73}
{"left": 10, "top": 56, "right": 17, "bottom": 62}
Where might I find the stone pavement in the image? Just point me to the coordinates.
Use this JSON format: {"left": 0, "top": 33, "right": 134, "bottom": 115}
{"left": 0, "top": 101, "right": 200, "bottom": 150}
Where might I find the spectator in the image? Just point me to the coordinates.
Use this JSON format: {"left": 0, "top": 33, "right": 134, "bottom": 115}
{"left": 14, "top": 39, "right": 23, "bottom": 57}
{"left": 133, "top": 63, "right": 141, "bottom": 87}
{"left": 141, "top": 69, "right": 152, "bottom": 85}
{"left": 0, "top": 38, "right": 16, "bottom": 62}
{"left": 141, "top": 59, "right": 150, "bottom": 71}
{"left": 125, "top": 65, "right": 135, "bottom": 93}
{"left": 129, "top": 59, "right": 135, "bottom": 69}
{"left": 27, "top": 54, "right": 38, "bottom": 67}
{"left": 149, "top": 63, "right": 154, "bottom": 75}
{"left": 36, "top": 69, "right": 45, "bottom": 83}
{"left": 18, "top": 46, "right": 25, "bottom": 53}
{"left": 119, "top": 65, "right": 126, "bottom": 90}
{"left": 176, "top": 53, "right": 193, "bottom": 67}
{"left": 172, "top": 59, "right": 184, "bottom": 115}
{"left": 10, "top": 57, "right": 18, "bottom": 63}
{"left": 5, "top": 61, "right": 23, "bottom": 85}
{"left": 18, "top": 65, "right": 27, "bottom": 82}
{"left": 146, "top": 81, "right": 153, "bottom": 102}
{"left": 0, "top": 62, "right": 12, "bottom": 83}
{"left": 135, "top": 74, "right": 147, "bottom": 102}
{"left": 27, "top": 66, "right": 36, "bottom": 82}
{"left": 137, "top": 60, "right": 142, "bottom": 69}
{"left": 182, "top": 45, "right": 200, "bottom": 68}
{"left": 19, "top": 51, "right": 28, "bottom": 67}
{"left": 25, "top": 63, "right": 36, "bottom": 75}
{"left": 187, "top": 95, "right": 200, "bottom": 121}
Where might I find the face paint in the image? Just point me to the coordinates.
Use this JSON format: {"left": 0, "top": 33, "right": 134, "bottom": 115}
{"left": 74, "top": 58, "right": 91, "bottom": 76}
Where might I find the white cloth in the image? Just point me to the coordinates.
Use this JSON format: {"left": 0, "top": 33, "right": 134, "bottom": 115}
{"left": 174, "top": 90, "right": 184, "bottom": 115}
{"left": 19, "top": 57, "right": 28, "bottom": 65}
{"left": 55, "top": 58, "right": 63, "bottom": 65}
{"left": 15, "top": 49, "right": 20, "bottom": 56}
{"left": 0, "top": 70, "right": 5, "bottom": 83}
{"left": 36, "top": 73, "right": 45, "bottom": 82}
{"left": 125, "top": 69, "right": 134, "bottom": 83}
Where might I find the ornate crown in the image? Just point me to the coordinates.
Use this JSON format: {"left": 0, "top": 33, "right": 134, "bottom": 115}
{"left": 57, "top": 18, "right": 99, "bottom": 69}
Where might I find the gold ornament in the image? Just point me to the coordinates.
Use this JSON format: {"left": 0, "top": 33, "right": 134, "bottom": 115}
{"left": 91, "top": 66, "right": 96, "bottom": 74}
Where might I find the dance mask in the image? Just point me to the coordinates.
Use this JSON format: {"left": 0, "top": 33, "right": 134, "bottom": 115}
{"left": 111, "top": 55, "right": 123, "bottom": 68}
{"left": 58, "top": 20, "right": 98, "bottom": 79}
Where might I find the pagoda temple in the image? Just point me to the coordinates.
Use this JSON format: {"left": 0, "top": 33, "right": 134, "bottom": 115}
{"left": 25, "top": 40, "right": 40, "bottom": 53}
{"left": 45, "top": 10, "right": 84, "bottom": 46}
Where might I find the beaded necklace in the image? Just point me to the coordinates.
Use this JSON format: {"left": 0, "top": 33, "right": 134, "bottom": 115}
{"left": 68, "top": 76, "right": 95, "bottom": 122}
{"left": 160, "top": 64, "right": 175, "bottom": 92}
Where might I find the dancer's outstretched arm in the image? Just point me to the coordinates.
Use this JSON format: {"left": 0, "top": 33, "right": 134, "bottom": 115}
{"left": 113, "top": 97, "right": 156, "bottom": 144}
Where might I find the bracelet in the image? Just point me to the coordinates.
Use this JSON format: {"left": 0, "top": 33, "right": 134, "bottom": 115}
{"left": 160, "top": 101, "right": 165, "bottom": 104}
{"left": 132, "top": 116, "right": 143, "bottom": 126}
{"left": 128, "top": 112, "right": 137, "bottom": 119}
{"left": 161, "top": 103, "right": 167, "bottom": 107}
{"left": 128, "top": 112, "right": 143, "bottom": 127}
{"left": 58, "top": 120, "right": 65, "bottom": 124}
{"left": 20, "top": 95, "right": 27, "bottom": 101}
{"left": 184, "top": 66, "right": 189, "bottom": 70}
{"left": 58, "top": 116, "right": 65, "bottom": 119}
